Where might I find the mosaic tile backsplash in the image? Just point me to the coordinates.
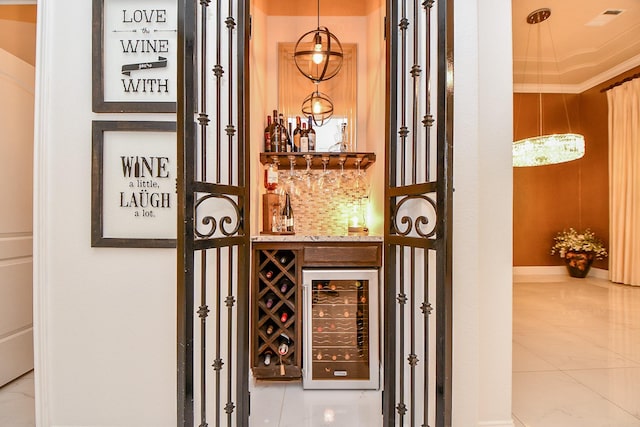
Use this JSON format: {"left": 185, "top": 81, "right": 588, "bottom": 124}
{"left": 270, "top": 170, "right": 370, "bottom": 236}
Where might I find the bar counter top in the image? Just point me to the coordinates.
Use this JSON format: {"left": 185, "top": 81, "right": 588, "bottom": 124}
{"left": 251, "top": 235, "right": 383, "bottom": 243}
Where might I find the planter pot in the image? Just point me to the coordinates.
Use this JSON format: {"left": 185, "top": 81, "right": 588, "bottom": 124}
{"left": 564, "top": 251, "right": 595, "bottom": 278}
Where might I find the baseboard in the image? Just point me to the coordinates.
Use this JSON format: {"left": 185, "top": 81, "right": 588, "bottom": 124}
{"left": 513, "top": 266, "right": 609, "bottom": 280}
{"left": 478, "top": 420, "right": 515, "bottom": 427}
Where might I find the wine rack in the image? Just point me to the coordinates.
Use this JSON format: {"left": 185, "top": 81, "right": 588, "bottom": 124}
{"left": 251, "top": 246, "right": 302, "bottom": 380}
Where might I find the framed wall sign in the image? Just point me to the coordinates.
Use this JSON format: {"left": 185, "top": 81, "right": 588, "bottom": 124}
{"left": 92, "top": 0, "right": 177, "bottom": 112}
{"left": 92, "top": 121, "right": 177, "bottom": 248}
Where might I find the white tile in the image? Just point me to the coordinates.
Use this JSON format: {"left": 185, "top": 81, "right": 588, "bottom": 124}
{"left": 513, "top": 328, "right": 638, "bottom": 370}
{"left": 249, "top": 382, "right": 382, "bottom": 427}
{"left": 567, "top": 367, "right": 640, "bottom": 419}
{"left": 512, "top": 341, "right": 556, "bottom": 372}
{"left": 513, "top": 371, "right": 640, "bottom": 427}
{"left": 0, "top": 372, "right": 35, "bottom": 427}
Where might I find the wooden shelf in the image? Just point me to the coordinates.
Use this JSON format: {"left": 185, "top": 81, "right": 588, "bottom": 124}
{"left": 260, "top": 152, "right": 376, "bottom": 171}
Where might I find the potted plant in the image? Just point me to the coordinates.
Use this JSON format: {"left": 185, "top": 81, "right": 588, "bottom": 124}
{"left": 551, "top": 228, "right": 608, "bottom": 278}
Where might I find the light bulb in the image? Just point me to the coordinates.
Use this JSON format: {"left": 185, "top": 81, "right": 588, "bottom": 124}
{"left": 312, "top": 32, "right": 324, "bottom": 64}
{"left": 313, "top": 100, "right": 322, "bottom": 114}
{"left": 312, "top": 43, "right": 324, "bottom": 64}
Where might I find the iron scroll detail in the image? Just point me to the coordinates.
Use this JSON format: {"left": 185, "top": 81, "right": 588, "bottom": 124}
{"left": 391, "top": 194, "right": 437, "bottom": 238}
{"left": 194, "top": 193, "right": 242, "bottom": 238}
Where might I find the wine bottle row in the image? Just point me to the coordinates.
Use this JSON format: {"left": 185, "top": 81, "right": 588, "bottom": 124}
{"left": 264, "top": 109, "right": 316, "bottom": 153}
{"left": 313, "top": 348, "right": 367, "bottom": 362}
{"left": 312, "top": 294, "right": 368, "bottom": 305}
{"left": 313, "top": 307, "right": 366, "bottom": 319}
{"left": 313, "top": 320, "right": 367, "bottom": 333}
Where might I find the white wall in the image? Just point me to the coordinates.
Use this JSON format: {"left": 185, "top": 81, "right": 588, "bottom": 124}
{"left": 34, "top": 2, "right": 176, "bottom": 426}
{"left": 34, "top": 1, "right": 514, "bottom": 426}
{"left": 453, "top": 0, "right": 514, "bottom": 426}
{"left": 0, "top": 47, "right": 34, "bottom": 387}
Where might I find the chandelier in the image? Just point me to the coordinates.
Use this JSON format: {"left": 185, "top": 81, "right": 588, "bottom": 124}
{"left": 513, "top": 8, "right": 585, "bottom": 167}
{"left": 301, "top": 86, "right": 334, "bottom": 126}
{"left": 293, "top": 0, "right": 343, "bottom": 84}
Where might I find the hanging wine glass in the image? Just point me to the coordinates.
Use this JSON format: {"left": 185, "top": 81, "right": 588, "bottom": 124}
{"left": 353, "top": 157, "right": 369, "bottom": 200}
{"left": 301, "top": 154, "right": 314, "bottom": 191}
{"left": 316, "top": 156, "right": 331, "bottom": 192}
{"left": 281, "top": 155, "right": 299, "bottom": 196}
{"left": 336, "top": 155, "right": 348, "bottom": 190}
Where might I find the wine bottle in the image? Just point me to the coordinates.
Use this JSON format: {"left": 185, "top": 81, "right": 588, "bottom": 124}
{"left": 281, "top": 193, "right": 294, "bottom": 233}
{"left": 300, "top": 122, "right": 309, "bottom": 151}
{"left": 264, "top": 115, "right": 272, "bottom": 152}
{"left": 280, "top": 311, "right": 288, "bottom": 323}
{"left": 265, "top": 293, "right": 276, "bottom": 309}
{"left": 271, "top": 109, "right": 281, "bottom": 152}
{"left": 279, "top": 278, "right": 291, "bottom": 293}
{"left": 293, "top": 116, "right": 302, "bottom": 152}
{"left": 287, "top": 121, "right": 294, "bottom": 152}
{"left": 266, "top": 324, "right": 274, "bottom": 335}
{"left": 263, "top": 163, "right": 278, "bottom": 192}
{"left": 278, "top": 114, "right": 289, "bottom": 152}
{"left": 307, "top": 116, "right": 316, "bottom": 151}
{"left": 278, "top": 333, "right": 291, "bottom": 355}
{"left": 265, "top": 270, "right": 274, "bottom": 279}
{"left": 263, "top": 351, "right": 272, "bottom": 366}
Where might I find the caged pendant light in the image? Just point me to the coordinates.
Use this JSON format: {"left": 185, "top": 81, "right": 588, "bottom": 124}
{"left": 301, "top": 85, "right": 334, "bottom": 126}
{"left": 293, "top": 0, "right": 343, "bottom": 84}
{"left": 513, "top": 8, "right": 585, "bottom": 167}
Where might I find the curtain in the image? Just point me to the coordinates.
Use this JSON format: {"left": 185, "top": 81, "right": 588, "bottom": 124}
{"left": 607, "top": 78, "right": 640, "bottom": 285}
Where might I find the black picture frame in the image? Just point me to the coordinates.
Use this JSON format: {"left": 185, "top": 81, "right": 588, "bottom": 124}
{"left": 91, "top": 120, "right": 177, "bottom": 248}
{"left": 92, "top": 0, "right": 177, "bottom": 113}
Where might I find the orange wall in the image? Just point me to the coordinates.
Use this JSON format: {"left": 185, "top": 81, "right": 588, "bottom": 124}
{"left": 513, "top": 66, "right": 640, "bottom": 269}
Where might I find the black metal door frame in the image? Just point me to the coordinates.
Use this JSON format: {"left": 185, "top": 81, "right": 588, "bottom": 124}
{"left": 176, "top": 0, "right": 452, "bottom": 425}
{"left": 384, "top": 0, "right": 453, "bottom": 426}
{"left": 177, "top": 0, "right": 251, "bottom": 426}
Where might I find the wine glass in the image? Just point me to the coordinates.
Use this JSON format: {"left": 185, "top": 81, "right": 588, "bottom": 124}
{"left": 353, "top": 157, "right": 369, "bottom": 200}
{"left": 280, "top": 155, "right": 299, "bottom": 196}
{"left": 301, "top": 154, "right": 314, "bottom": 191}
{"left": 316, "top": 156, "right": 331, "bottom": 192}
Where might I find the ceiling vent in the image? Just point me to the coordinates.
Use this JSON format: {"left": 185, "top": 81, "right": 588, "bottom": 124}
{"left": 586, "top": 9, "right": 626, "bottom": 26}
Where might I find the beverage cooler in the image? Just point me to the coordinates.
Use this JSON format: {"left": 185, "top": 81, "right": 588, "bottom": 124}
{"left": 302, "top": 269, "right": 379, "bottom": 389}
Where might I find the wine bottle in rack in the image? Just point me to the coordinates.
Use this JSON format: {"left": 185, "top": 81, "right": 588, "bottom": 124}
{"left": 278, "top": 253, "right": 290, "bottom": 265}
{"left": 280, "top": 310, "right": 289, "bottom": 323}
{"left": 279, "top": 278, "right": 292, "bottom": 294}
{"left": 265, "top": 293, "right": 276, "bottom": 309}
{"left": 263, "top": 350, "right": 273, "bottom": 366}
{"left": 266, "top": 323, "right": 274, "bottom": 335}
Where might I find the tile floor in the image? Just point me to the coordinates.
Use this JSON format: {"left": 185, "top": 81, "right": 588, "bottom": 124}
{"left": 3, "top": 275, "right": 640, "bottom": 426}
{"left": 512, "top": 275, "right": 640, "bottom": 427}
{"left": 0, "top": 370, "right": 35, "bottom": 427}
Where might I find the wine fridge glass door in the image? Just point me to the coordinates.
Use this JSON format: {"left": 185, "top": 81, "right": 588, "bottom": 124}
{"left": 302, "top": 269, "right": 380, "bottom": 390}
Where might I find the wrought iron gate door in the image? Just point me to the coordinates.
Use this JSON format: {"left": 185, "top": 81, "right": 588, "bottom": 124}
{"left": 177, "top": 0, "right": 250, "bottom": 426}
{"left": 176, "top": 0, "right": 452, "bottom": 425}
{"left": 384, "top": 1, "right": 453, "bottom": 426}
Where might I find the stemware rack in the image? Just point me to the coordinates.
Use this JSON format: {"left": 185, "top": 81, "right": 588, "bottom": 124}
{"left": 259, "top": 152, "right": 375, "bottom": 170}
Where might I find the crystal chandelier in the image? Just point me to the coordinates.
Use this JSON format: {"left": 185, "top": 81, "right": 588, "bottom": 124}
{"left": 513, "top": 8, "right": 586, "bottom": 167}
